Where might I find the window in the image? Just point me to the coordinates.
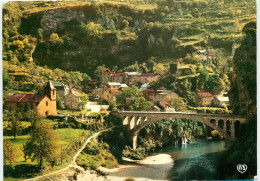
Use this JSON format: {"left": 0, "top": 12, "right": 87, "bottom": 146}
{"left": 53, "top": 91, "right": 55, "bottom": 95}
{"left": 46, "top": 101, "right": 48, "bottom": 106}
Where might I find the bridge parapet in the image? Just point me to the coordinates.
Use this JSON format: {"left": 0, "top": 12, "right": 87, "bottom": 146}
{"left": 111, "top": 111, "right": 247, "bottom": 149}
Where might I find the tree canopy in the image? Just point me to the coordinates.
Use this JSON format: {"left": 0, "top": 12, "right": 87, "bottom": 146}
{"left": 23, "top": 120, "right": 60, "bottom": 168}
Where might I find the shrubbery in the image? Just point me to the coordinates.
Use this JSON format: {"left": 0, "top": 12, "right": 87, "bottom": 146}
{"left": 122, "top": 146, "right": 146, "bottom": 160}
{"left": 77, "top": 140, "right": 118, "bottom": 170}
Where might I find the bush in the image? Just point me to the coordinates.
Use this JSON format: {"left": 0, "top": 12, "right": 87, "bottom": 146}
{"left": 122, "top": 145, "right": 146, "bottom": 160}
{"left": 77, "top": 140, "right": 118, "bottom": 170}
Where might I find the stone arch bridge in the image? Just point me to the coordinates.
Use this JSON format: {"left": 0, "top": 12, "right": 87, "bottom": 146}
{"left": 112, "top": 111, "right": 247, "bottom": 149}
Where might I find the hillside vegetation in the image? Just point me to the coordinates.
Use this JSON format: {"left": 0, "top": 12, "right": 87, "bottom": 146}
{"left": 3, "top": 0, "right": 256, "bottom": 78}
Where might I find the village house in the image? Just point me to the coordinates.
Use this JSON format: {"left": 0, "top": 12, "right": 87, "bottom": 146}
{"left": 140, "top": 83, "right": 150, "bottom": 91}
{"left": 212, "top": 96, "right": 230, "bottom": 107}
{"left": 158, "top": 101, "right": 174, "bottom": 112}
{"left": 123, "top": 72, "right": 141, "bottom": 86}
{"left": 155, "top": 90, "right": 179, "bottom": 103}
{"left": 111, "top": 73, "right": 123, "bottom": 83}
{"left": 195, "top": 49, "right": 215, "bottom": 62}
{"left": 4, "top": 81, "right": 57, "bottom": 117}
{"left": 64, "top": 90, "right": 82, "bottom": 110}
{"left": 197, "top": 92, "right": 214, "bottom": 107}
{"left": 108, "top": 82, "right": 121, "bottom": 89}
{"left": 109, "top": 89, "right": 121, "bottom": 102}
{"left": 140, "top": 73, "right": 159, "bottom": 84}
{"left": 120, "top": 84, "right": 128, "bottom": 89}
{"left": 52, "top": 81, "right": 69, "bottom": 98}
{"left": 102, "top": 69, "right": 113, "bottom": 84}
{"left": 91, "top": 87, "right": 110, "bottom": 103}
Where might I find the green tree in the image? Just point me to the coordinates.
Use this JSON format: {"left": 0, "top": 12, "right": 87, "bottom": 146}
{"left": 94, "top": 65, "right": 107, "bottom": 82}
{"left": 81, "top": 73, "right": 91, "bottom": 84}
{"left": 130, "top": 97, "right": 153, "bottom": 111}
{"left": 122, "top": 19, "right": 129, "bottom": 29}
{"left": 167, "top": 97, "right": 187, "bottom": 111}
{"left": 197, "top": 68, "right": 209, "bottom": 90}
{"left": 108, "top": 101, "right": 117, "bottom": 111}
{"left": 146, "top": 57, "right": 156, "bottom": 72}
{"left": 204, "top": 74, "right": 221, "bottom": 92}
{"left": 23, "top": 120, "right": 60, "bottom": 168}
{"left": 117, "top": 87, "right": 153, "bottom": 110}
{"left": 3, "top": 69, "right": 13, "bottom": 90}
{"left": 4, "top": 111, "right": 21, "bottom": 140}
{"left": 78, "top": 93, "right": 88, "bottom": 110}
{"left": 37, "top": 28, "right": 44, "bottom": 41}
{"left": 125, "top": 61, "right": 140, "bottom": 72}
{"left": 79, "top": 22, "right": 104, "bottom": 42}
{"left": 56, "top": 94, "right": 64, "bottom": 110}
{"left": 3, "top": 140, "right": 16, "bottom": 165}
{"left": 24, "top": 110, "right": 40, "bottom": 130}
{"left": 49, "top": 33, "right": 63, "bottom": 45}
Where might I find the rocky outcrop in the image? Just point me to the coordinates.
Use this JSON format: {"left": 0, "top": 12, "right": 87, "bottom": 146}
{"left": 229, "top": 21, "right": 256, "bottom": 116}
{"left": 41, "top": 9, "right": 85, "bottom": 34}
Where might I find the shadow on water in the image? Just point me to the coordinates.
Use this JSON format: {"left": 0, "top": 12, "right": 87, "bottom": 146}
{"left": 153, "top": 140, "right": 227, "bottom": 181}
{"left": 169, "top": 151, "right": 225, "bottom": 181}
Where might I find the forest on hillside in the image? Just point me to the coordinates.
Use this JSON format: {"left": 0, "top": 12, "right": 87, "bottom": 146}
{"left": 3, "top": 0, "right": 256, "bottom": 76}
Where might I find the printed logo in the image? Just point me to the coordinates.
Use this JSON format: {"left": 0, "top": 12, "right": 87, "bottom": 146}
{"left": 237, "top": 164, "right": 247, "bottom": 174}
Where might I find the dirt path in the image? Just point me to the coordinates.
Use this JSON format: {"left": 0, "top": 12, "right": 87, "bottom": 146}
{"left": 25, "top": 132, "right": 100, "bottom": 181}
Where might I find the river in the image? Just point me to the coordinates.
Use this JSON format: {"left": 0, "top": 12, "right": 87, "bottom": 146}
{"left": 155, "top": 140, "right": 226, "bottom": 181}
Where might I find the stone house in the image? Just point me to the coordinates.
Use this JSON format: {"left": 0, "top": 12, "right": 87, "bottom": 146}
{"left": 64, "top": 90, "right": 82, "bottom": 110}
{"left": 91, "top": 87, "right": 110, "bottom": 103}
{"left": 52, "top": 81, "right": 69, "bottom": 98}
{"left": 4, "top": 81, "right": 57, "bottom": 117}
{"left": 102, "top": 69, "right": 113, "bottom": 84}
{"left": 123, "top": 72, "right": 141, "bottom": 86}
{"left": 140, "top": 73, "right": 159, "bottom": 84}
{"left": 155, "top": 90, "right": 179, "bottom": 103}
{"left": 109, "top": 89, "right": 121, "bottom": 102}
{"left": 212, "top": 96, "right": 230, "bottom": 107}
{"left": 197, "top": 92, "right": 214, "bottom": 107}
{"left": 111, "top": 73, "right": 123, "bottom": 83}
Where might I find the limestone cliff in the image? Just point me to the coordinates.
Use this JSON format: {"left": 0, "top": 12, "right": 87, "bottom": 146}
{"left": 229, "top": 21, "right": 256, "bottom": 115}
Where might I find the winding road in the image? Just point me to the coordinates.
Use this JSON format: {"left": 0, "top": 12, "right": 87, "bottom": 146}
{"left": 25, "top": 132, "right": 100, "bottom": 181}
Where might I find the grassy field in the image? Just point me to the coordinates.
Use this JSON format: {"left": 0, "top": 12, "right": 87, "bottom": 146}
{"left": 4, "top": 128, "right": 92, "bottom": 180}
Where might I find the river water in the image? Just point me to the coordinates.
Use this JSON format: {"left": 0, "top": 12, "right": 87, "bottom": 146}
{"left": 155, "top": 140, "right": 226, "bottom": 181}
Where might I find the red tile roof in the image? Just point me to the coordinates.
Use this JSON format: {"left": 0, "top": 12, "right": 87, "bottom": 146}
{"left": 159, "top": 101, "right": 171, "bottom": 108}
{"left": 103, "top": 69, "right": 113, "bottom": 74}
{"left": 4, "top": 93, "right": 47, "bottom": 103}
{"left": 112, "top": 73, "right": 123, "bottom": 77}
{"left": 198, "top": 92, "right": 213, "bottom": 97}
{"left": 157, "top": 87, "right": 167, "bottom": 90}
{"left": 145, "top": 89, "right": 156, "bottom": 95}
{"left": 110, "top": 89, "right": 121, "bottom": 93}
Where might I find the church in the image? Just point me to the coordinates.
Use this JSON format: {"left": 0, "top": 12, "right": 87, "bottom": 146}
{"left": 4, "top": 81, "right": 57, "bottom": 117}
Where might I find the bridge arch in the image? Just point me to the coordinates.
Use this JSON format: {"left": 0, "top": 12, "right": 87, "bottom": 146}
{"left": 112, "top": 111, "right": 246, "bottom": 149}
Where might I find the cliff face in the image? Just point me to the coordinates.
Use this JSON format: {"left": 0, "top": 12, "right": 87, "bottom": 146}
{"left": 229, "top": 22, "right": 256, "bottom": 115}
